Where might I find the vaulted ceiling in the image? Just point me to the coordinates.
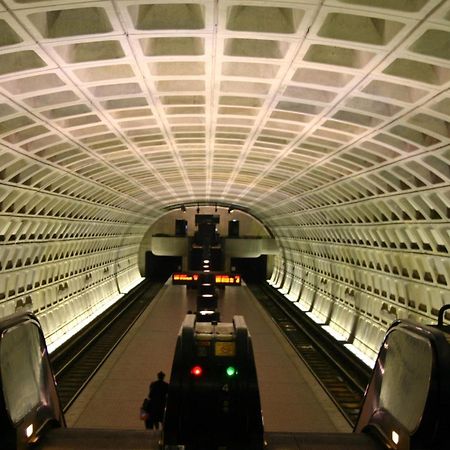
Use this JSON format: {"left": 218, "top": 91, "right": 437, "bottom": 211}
{"left": 1, "top": 1, "right": 450, "bottom": 355}
{"left": 1, "top": 0, "right": 448, "bottom": 216}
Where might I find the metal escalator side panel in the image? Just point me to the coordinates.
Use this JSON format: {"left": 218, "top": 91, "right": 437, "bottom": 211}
{"left": 355, "top": 319, "right": 450, "bottom": 450}
{"left": 0, "top": 313, "right": 65, "bottom": 450}
{"left": 163, "top": 335, "right": 182, "bottom": 446}
{"left": 180, "top": 314, "right": 196, "bottom": 363}
{"left": 163, "top": 315, "right": 197, "bottom": 446}
{"left": 233, "top": 315, "right": 264, "bottom": 449}
{"left": 424, "top": 320, "right": 450, "bottom": 449}
{"left": 163, "top": 314, "right": 265, "bottom": 449}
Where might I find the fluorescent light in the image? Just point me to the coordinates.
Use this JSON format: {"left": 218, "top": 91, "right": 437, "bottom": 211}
{"left": 392, "top": 430, "right": 399, "bottom": 445}
{"left": 344, "top": 343, "right": 376, "bottom": 368}
{"left": 322, "top": 325, "right": 348, "bottom": 342}
{"left": 294, "top": 302, "right": 309, "bottom": 312}
{"left": 305, "top": 312, "right": 326, "bottom": 325}
{"left": 45, "top": 277, "right": 145, "bottom": 353}
{"left": 26, "top": 424, "right": 33, "bottom": 438}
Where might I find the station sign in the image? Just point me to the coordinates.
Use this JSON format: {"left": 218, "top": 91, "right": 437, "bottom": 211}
{"left": 172, "top": 273, "right": 199, "bottom": 284}
{"left": 172, "top": 272, "right": 241, "bottom": 286}
{"left": 215, "top": 274, "right": 241, "bottom": 285}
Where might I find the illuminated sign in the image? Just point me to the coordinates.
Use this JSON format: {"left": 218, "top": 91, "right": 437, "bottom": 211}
{"left": 172, "top": 272, "right": 241, "bottom": 286}
{"left": 172, "top": 273, "right": 199, "bottom": 284}
{"left": 215, "top": 274, "right": 241, "bottom": 285}
{"left": 215, "top": 341, "right": 236, "bottom": 357}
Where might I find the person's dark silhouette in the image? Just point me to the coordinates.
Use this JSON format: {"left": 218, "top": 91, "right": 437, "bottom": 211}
{"left": 144, "top": 371, "right": 169, "bottom": 430}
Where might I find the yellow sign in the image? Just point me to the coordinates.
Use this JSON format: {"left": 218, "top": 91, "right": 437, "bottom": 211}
{"left": 215, "top": 341, "right": 236, "bottom": 357}
{"left": 215, "top": 274, "right": 241, "bottom": 285}
{"left": 173, "top": 273, "right": 194, "bottom": 281}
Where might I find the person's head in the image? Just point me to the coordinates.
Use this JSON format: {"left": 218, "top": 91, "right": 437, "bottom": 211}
{"left": 157, "top": 371, "right": 165, "bottom": 380}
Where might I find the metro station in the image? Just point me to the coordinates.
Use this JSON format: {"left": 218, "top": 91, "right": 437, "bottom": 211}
{"left": 0, "top": 1, "right": 449, "bottom": 449}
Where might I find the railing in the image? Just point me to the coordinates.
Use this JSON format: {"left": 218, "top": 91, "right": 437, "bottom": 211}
{"left": 355, "top": 307, "right": 450, "bottom": 450}
{"left": 0, "top": 313, "right": 64, "bottom": 450}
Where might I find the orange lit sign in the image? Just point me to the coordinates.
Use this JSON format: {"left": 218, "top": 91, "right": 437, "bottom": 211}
{"left": 215, "top": 274, "right": 241, "bottom": 285}
{"left": 172, "top": 272, "right": 201, "bottom": 284}
{"left": 172, "top": 272, "right": 241, "bottom": 285}
{"left": 173, "top": 273, "right": 195, "bottom": 282}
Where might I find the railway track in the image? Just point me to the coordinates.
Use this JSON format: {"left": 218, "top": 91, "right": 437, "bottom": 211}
{"left": 248, "top": 282, "right": 372, "bottom": 426}
{"left": 50, "top": 280, "right": 164, "bottom": 411}
{"left": 50, "top": 277, "right": 370, "bottom": 425}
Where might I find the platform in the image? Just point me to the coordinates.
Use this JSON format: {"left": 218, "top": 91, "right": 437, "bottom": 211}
{"left": 64, "top": 280, "right": 350, "bottom": 434}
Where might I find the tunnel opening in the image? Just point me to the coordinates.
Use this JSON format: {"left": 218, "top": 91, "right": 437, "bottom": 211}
{"left": 145, "top": 252, "right": 182, "bottom": 281}
{"left": 230, "top": 256, "right": 267, "bottom": 283}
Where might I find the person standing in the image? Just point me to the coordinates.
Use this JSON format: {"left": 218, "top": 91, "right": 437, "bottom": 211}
{"left": 143, "top": 371, "right": 169, "bottom": 430}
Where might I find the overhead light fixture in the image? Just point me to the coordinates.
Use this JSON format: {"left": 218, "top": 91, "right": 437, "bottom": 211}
{"left": 228, "top": 206, "right": 234, "bottom": 213}
{"left": 197, "top": 204, "right": 200, "bottom": 214}
{"left": 215, "top": 203, "right": 218, "bottom": 212}
{"left": 181, "top": 204, "right": 186, "bottom": 212}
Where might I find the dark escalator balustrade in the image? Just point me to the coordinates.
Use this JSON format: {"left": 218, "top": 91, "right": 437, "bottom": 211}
{"left": 264, "top": 304, "right": 450, "bottom": 449}
{"left": 354, "top": 305, "right": 450, "bottom": 450}
{"left": 0, "top": 313, "right": 65, "bottom": 450}
{"left": 163, "top": 314, "right": 264, "bottom": 450}
{"left": 0, "top": 312, "right": 155, "bottom": 450}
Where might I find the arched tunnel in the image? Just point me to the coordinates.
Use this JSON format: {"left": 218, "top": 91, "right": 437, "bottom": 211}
{"left": 0, "top": 0, "right": 449, "bottom": 369}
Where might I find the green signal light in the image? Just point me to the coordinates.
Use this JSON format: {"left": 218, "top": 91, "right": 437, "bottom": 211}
{"left": 226, "top": 366, "right": 237, "bottom": 377}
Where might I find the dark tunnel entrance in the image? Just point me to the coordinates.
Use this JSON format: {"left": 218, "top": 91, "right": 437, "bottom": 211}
{"left": 145, "top": 252, "right": 182, "bottom": 281}
{"left": 230, "top": 256, "right": 267, "bottom": 282}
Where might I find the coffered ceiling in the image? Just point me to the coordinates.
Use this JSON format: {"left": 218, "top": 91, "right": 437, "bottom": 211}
{"left": 0, "top": 0, "right": 448, "bottom": 221}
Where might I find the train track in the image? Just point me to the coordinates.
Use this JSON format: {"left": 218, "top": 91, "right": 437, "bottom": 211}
{"left": 51, "top": 280, "right": 164, "bottom": 411}
{"left": 248, "top": 282, "right": 372, "bottom": 426}
{"left": 50, "top": 277, "right": 370, "bottom": 424}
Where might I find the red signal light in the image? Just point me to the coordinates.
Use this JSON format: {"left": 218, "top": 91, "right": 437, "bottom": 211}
{"left": 190, "top": 365, "right": 203, "bottom": 377}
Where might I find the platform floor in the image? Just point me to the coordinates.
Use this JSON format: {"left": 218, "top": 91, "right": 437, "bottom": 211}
{"left": 65, "top": 280, "right": 350, "bottom": 434}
